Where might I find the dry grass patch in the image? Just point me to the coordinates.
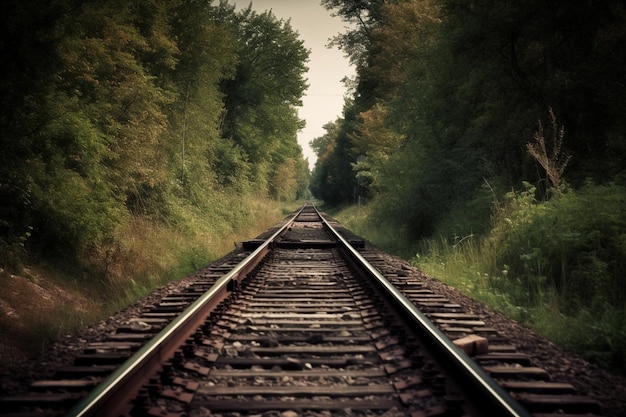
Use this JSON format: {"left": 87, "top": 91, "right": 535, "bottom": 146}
{"left": 0, "top": 267, "right": 98, "bottom": 369}
{"left": 0, "top": 198, "right": 301, "bottom": 374}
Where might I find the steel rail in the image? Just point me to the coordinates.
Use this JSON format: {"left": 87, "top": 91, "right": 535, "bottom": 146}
{"left": 65, "top": 205, "right": 307, "bottom": 417}
{"left": 316, "top": 205, "right": 533, "bottom": 417}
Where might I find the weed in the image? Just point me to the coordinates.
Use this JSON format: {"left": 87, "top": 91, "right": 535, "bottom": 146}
{"left": 526, "top": 108, "right": 571, "bottom": 193}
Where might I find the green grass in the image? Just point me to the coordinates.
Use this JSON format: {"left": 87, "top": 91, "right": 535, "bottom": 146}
{"left": 332, "top": 183, "right": 626, "bottom": 375}
{"left": 0, "top": 196, "right": 301, "bottom": 362}
{"left": 329, "top": 203, "right": 418, "bottom": 259}
{"left": 98, "top": 195, "right": 301, "bottom": 311}
{"left": 413, "top": 222, "right": 626, "bottom": 374}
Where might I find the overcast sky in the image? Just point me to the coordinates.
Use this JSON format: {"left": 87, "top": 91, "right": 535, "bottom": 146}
{"left": 230, "top": 0, "right": 355, "bottom": 169}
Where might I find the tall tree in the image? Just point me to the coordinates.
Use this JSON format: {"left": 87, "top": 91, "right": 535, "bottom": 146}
{"left": 1, "top": 0, "right": 179, "bottom": 253}
{"left": 309, "top": 104, "right": 360, "bottom": 205}
{"left": 220, "top": 6, "right": 309, "bottom": 192}
{"left": 433, "top": 0, "right": 626, "bottom": 183}
{"left": 0, "top": 0, "right": 311, "bottom": 269}
{"left": 0, "top": 0, "right": 65, "bottom": 249}
{"left": 166, "top": 0, "right": 239, "bottom": 199}
{"left": 315, "top": 0, "right": 626, "bottom": 237}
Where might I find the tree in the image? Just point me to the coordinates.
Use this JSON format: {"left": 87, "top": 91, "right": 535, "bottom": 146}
{"left": 1, "top": 0, "right": 178, "bottom": 254}
{"left": 166, "top": 0, "right": 239, "bottom": 199}
{"left": 349, "top": 104, "right": 404, "bottom": 196}
{"left": 313, "top": 0, "right": 441, "bottom": 206}
{"left": 318, "top": 0, "right": 626, "bottom": 238}
{"left": 1, "top": 0, "right": 64, "bottom": 252}
{"left": 322, "top": 0, "right": 386, "bottom": 68}
{"left": 48, "top": 0, "right": 180, "bottom": 218}
{"left": 433, "top": 0, "right": 626, "bottom": 183}
{"left": 310, "top": 104, "right": 360, "bottom": 205}
{"left": 0, "top": 0, "right": 316, "bottom": 271}
{"left": 219, "top": 6, "right": 309, "bottom": 193}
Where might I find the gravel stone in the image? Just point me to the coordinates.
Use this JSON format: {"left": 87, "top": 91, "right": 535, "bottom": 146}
{"left": 1, "top": 224, "right": 625, "bottom": 416}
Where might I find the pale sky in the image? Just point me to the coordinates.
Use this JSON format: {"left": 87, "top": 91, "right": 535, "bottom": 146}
{"left": 231, "top": 0, "right": 355, "bottom": 169}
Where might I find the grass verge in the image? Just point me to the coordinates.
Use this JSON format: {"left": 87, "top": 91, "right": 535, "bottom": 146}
{"left": 332, "top": 186, "right": 626, "bottom": 375}
{"left": 0, "top": 196, "right": 300, "bottom": 367}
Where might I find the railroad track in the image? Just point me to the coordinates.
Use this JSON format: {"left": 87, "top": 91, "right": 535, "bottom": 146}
{"left": 0, "top": 204, "right": 605, "bottom": 416}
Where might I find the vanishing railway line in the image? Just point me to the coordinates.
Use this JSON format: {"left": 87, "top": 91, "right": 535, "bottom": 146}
{"left": 1, "top": 204, "right": 605, "bottom": 416}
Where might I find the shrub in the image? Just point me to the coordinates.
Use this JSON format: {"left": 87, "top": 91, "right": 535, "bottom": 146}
{"left": 334, "top": 184, "right": 626, "bottom": 373}
{"left": 488, "top": 182, "right": 626, "bottom": 313}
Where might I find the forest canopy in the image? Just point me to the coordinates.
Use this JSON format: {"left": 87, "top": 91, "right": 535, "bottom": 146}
{"left": 0, "top": 0, "right": 310, "bottom": 268}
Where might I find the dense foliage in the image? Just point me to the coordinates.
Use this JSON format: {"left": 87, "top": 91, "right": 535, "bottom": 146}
{"left": 315, "top": 0, "right": 626, "bottom": 371}
{"left": 315, "top": 0, "right": 625, "bottom": 220}
{"left": 0, "top": 0, "right": 310, "bottom": 271}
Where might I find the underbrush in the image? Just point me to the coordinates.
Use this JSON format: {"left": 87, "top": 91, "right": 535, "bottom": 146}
{"left": 334, "top": 182, "right": 626, "bottom": 375}
{"left": 0, "top": 195, "right": 299, "bottom": 359}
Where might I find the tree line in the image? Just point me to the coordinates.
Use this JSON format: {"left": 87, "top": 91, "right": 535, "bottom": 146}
{"left": 312, "top": 0, "right": 626, "bottom": 234}
{"left": 0, "top": 0, "right": 310, "bottom": 267}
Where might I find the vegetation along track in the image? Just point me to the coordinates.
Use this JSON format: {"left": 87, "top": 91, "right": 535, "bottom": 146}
{"left": 0, "top": 204, "right": 608, "bottom": 416}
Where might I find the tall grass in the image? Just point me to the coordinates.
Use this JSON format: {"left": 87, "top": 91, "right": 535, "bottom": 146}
{"left": 329, "top": 203, "right": 419, "bottom": 259}
{"left": 333, "top": 183, "right": 626, "bottom": 374}
{"left": 418, "top": 182, "right": 626, "bottom": 373}
{"left": 99, "top": 194, "right": 300, "bottom": 312}
{"left": 0, "top": 195, "right": 299, "bottom": 358}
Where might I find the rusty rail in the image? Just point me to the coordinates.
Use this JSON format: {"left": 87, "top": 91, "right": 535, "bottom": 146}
{"left": 65, "top": 206, "right": 307, "bottom": 417}
{"left": 317, "top": 206, "right": 533, "bottom": 417}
